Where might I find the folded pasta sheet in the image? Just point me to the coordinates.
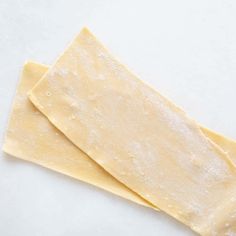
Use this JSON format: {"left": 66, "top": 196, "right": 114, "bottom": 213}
{"left": 28, "top": 28, "right": 236, "bottom": 235}
{"left": 3, "top": 62, "right": 152, "bottom": 208}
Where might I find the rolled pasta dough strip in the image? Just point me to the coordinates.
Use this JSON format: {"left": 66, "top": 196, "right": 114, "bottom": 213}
{"left": 201, "top": 127, "right": 236, "bottom": 161}
{"left": 3, "top": 62, "right": 152, "bottom": 208}
{"left": 29, "top": 28, "right": 236, "bottom": 235}
{"left": 3, "top": 62, "right": 236, "bottom": 221}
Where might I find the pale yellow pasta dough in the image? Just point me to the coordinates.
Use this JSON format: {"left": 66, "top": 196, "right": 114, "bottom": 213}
{"left": 29, "top": 28, "right": 236, "bottom": 235}
{"left": 3, "top": 62, "right": 236, "bottom": 222}
{"left": 3, "top": 62, "right": 153, "bottom": 208}
{"left": 201, "top": 127, "right": 236, "bottom": 161}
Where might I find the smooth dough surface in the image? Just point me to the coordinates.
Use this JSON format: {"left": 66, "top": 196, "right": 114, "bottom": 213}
{"left": 29, "top": 28, "right": 236, "bottom": 235}
{"left": 3, "top": 62, "right": 152, "bottom": 208}
{"left": 4, "top": 62, "right": 236, "bottom": 223}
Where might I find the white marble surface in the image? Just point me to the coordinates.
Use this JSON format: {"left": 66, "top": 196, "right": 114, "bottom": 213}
{"left": 1, "top": 0, "right": 236, "bottom": 235}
